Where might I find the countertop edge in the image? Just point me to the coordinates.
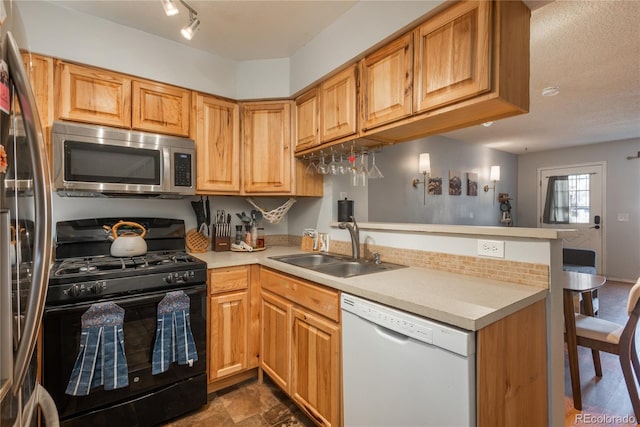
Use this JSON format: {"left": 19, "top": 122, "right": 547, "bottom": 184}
{"left": 329, "top": 221, "right": 575, "bottom": 240}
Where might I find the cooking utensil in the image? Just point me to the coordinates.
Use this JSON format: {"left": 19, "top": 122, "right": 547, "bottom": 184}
{"left": 205, "top": 196, "right": 211, "bottom": 235}
{"left": 191, "top": 197, "right": 206, "bottom": 230}
{"left": 104, "top": 220, "right": 147, "bottom": 257}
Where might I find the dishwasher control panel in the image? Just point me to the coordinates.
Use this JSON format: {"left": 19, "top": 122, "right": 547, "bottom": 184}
{"left": 341, "top": 293, "right": 475, "bottom": 357}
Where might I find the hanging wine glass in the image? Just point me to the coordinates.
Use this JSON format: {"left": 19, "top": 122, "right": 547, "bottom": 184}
{"left": 367, "top": 150, "right": 384, "bottom": 179}
{"left": 305, "top": 156, "right": 318, "bottom": 175}
{"left": 328, "top": 151, "right": 339, "bottom": 175}
{"left": 337, "top": 154, "right": 347, "bottom": 175}
{"left": 317, "top": 152, "right": 329, "bottom": 175}
{"left": 357, "top": 152, "right": 368, "bottom": 187}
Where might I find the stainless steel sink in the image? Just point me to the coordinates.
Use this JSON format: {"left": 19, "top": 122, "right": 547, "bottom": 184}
{"left": 270, "top": 253, "right": 349, "bottom": 267}
{"left": 269, "top": 253, "right": 406, "bottom": 278}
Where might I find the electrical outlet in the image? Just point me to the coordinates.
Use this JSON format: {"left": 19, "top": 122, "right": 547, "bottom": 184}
{"left": 477, "top": 239, "right": 505, "bottom": 258}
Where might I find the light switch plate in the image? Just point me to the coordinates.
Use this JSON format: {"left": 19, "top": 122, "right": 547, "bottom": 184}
{"left": 477, "top": 239, "right": 505, "bottom": 258}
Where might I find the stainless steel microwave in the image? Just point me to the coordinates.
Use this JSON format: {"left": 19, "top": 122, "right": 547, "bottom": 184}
{"left": 52, "top": 121, "right": 196, "bottom": 197}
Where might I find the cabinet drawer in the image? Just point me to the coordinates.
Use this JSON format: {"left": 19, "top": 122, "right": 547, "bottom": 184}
{"left": 209, "top": 266, "right": 248, "bottom": 294}
{"left": 260, "top": 268, "right": 339, "bottom": 322}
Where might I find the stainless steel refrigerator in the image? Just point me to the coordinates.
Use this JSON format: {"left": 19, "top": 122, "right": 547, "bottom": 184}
{"left": 0, "top": 7, "right": 59, "bottom": 427}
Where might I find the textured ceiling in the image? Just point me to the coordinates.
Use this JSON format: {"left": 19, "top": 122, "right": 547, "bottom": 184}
{"left": 41, "top": 1, "right": 640, "bottom": 154}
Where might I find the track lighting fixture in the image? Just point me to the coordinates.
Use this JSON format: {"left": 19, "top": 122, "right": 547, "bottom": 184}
{"left": 161, "top": 0, "right": 179, "bottom": 16}
{"left": 181, "top": 12, "right": 200, "bottom": 40}
{"left": 160, "top": 0, "right": 200, "bottom": 40}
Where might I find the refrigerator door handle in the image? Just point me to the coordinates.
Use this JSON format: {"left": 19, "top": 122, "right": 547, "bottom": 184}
{"left": 0, "top": 211, "right": 13, "bottom": 402}
{"left": 5, "top": 32, "right": 54, "bottom": 394}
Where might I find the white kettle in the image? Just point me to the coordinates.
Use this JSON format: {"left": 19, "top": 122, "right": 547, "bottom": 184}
{"left": 104, "top": 221, "right": 148, "bottom": 257}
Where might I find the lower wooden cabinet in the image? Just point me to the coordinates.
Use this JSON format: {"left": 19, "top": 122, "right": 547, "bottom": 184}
{"left": 260, "top": 267, "right": 341, "bottom": 427}
{"left": 291, "top": 307, "right": 340, "bottom": 427}
{"left": 208, "top": 265, "right": 259, "bottom": 389}
{"left": 260, "top": 290, "right": 291, "bottom": 391}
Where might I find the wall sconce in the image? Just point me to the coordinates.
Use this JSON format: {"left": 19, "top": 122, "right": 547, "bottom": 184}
{"left": 483, "top": 165, "right": 500, "bottom": 204}
{"left": 412, "top": 153, "right": 431, "bottom": 205}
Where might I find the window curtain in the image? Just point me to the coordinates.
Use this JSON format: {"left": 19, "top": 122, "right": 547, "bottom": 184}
{"left": 543, "top": 175, "right": 569, "bottom": 224}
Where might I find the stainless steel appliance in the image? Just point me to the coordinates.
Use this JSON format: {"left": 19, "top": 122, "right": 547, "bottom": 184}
{"left": 42, "top": 218, "right": 208, "bottom": 427}
{"left": 52, "top": 121, "right": 196, "bottom": 198}
{"left": 0, "top": 28, "right": 59, "bottom": 427}
{"left": 341, "top": 293, "right": 476, "bottom": 426}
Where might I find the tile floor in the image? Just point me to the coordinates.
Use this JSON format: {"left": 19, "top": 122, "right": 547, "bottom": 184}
{"left": 164, "top": 376, "right": 316, "bottom": 427}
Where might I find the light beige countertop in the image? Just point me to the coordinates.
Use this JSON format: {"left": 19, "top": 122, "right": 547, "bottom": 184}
{"left": 192, "top": 246, "right": 548, "bottom": 331}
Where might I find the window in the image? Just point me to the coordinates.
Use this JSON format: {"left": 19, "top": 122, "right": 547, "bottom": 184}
{"left": 543, "top": 174, "right": 590, "bottom": 224}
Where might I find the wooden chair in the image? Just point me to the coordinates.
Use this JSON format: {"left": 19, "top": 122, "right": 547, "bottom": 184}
{"left": 574, "top": 278, "right": 640, "bottom": 420}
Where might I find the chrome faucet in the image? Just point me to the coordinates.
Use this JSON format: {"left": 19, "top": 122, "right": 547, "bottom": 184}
{"left": 339, "top": 215, "right": 360, "bottom": 260}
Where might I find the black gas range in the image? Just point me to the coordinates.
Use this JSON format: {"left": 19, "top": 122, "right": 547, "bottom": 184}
{"left": 47, "top": 217, "right": 207, "bottom": 305}
{"left": 42, "top": 218, "right": 208, "bottom": 427}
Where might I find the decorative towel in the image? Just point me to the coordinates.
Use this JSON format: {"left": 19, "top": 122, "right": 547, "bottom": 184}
{"left": 65, "top": 302, "right": 128, "bottom": 396}
{"left": 152, "top": 291, "right": 198, "bottom": 375}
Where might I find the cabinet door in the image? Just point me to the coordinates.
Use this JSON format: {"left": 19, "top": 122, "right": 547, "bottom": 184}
{"left": 260, "top": 291, "right": 291, "bottom": 392}
{"left": 132, "top": 80, "right": 190, "bottom": 136}
{"left": 360, "top": 33, "right": 413, "bottom": 131}
{"left": 56, "top": 61, "right": 132, "bottom": 128}
{"left": 414, "top": 0, "right": 492, "bottom": 113}
{"left": 295, "top": 88, "right": 320, "bottom": 152}
{"left": 291, "top": 307, "right": 340, "bottom": 427}
{"left": 319, "top": 65, "right": 357, "bottom": 143}
{"left": 22, "top": 53, "right": 54, "bottom": 156}
{"left": 209, "top": 291, "right": 248, "bottom": 381}
{"left": 194, "top": 94, "right": 240, "bottom": 193}
{"left": 242, "top": 102, "right": 292, "bottom": 193}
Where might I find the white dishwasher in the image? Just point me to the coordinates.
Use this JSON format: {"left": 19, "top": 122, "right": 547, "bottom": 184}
{"left": 341, "top": 293, "right": 476, "bottom": 427}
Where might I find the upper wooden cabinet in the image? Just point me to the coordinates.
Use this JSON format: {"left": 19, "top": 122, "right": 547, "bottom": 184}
{"left": 132, "top": 80, "right": 190, "bottom": 136}
{"left": 360, "top": 33, "right": 413, "bottom": 131}
{"left": 192, "top": 93, "right": 240, "bottom": 193}
{"left": 22, "top": 53, "right": 54, "bottom": 132}
{"left": 319, "top": 65, "right": 357, "bottom": 143}
{"left": 414, "top": 1, "right": 492, "bottom": 113}
{"left": 56, "top": 61, "right": 132, "bottom": 128}
{"left": 365, "top": 0, "right": 529, "bottom": 143}
{"left": 242, "top": 101, "right": 292, "bottom": 194}
{"left": 295, "top": 88, "right": 320, "bottom": 152}
{"left": 56, "top": 61, "right": 190, "bottom": 136}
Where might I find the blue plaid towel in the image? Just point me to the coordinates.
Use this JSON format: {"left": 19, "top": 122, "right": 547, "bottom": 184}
{"left": 152, "top": 291, "right": 198, "bottom": 375}
{"left": 65, "top": 302, "right": 128, "bottom": 396}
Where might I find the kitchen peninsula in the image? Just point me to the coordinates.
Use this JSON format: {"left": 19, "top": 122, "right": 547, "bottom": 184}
{"left": 193, "top": 223, "right": 569, "bottom": 427}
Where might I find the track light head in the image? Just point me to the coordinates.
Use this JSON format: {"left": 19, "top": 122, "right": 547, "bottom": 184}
{"left": 180, "top": 14, "right": 200, "bottom": 40}
{"left": 161, "top": 0, "right": 179, "bottom": 16}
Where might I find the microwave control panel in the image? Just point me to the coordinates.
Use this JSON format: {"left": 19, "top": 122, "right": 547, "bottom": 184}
{"left": 174, "top": 152, "right": 193, "bottom": 187}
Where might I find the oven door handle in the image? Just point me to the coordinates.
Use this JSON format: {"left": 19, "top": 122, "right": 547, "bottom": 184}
{"left": 6, "top": 32, "right": 54, "bottom": 395}
{"left": 44, "top": 285, "right": 207, "bottom": 314}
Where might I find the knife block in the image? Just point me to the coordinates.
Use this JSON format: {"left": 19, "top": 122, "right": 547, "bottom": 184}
{"left": 212, "top": 225, "right": 231, "bottom": 252}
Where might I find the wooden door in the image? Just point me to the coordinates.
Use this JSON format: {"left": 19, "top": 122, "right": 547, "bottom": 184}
{"left": 56, "top": 61, "right": 131, "bottom": 128}
{"left": 132, "top": 79, "right": 190, "bottom": 136}
{"left": 360, "top": 33, "right": 413, "bottom": 131}
{"left": 291, "top": 307, "right": 340, "bottom": 427}
{"left": 260, "top": 291, "right": 291, "bottom": 392}
{"left": 414, "top": 0, "right": 492, "bottom": 113}
{"left": 320, "top": 65, "right": 357, "bottom": 143}
{"left": 209, "top": 291, "right": 248, "bottom": 381}
{"left": 242, "top": 102, "right": 292, "bottom": 193}
{"left": 295, "top": 88, "right": 320, "bottom": 152}
{"left": 193, "top": 94, "right": 240, "bottom": 193}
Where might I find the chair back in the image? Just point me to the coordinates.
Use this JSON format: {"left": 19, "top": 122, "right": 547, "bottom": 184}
{"left": 627, "top": 277, "right": 640, "bottom": 317}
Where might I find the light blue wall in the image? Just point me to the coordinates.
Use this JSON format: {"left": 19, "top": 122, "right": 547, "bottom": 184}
{"left": 365, "top": 136, "right": 517, "bottom": 226}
